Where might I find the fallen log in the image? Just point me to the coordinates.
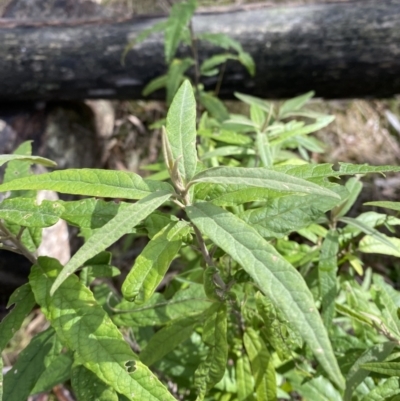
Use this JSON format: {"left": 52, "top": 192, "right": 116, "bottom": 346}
{"left": 0, "top": 0, "right": 400, "bottom": 100}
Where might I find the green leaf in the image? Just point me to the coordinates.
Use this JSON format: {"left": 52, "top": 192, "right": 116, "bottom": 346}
{"left": 201, "top": 146, "right": 255, "bottom": 160}
{"left": 190, "top": 167, "right": 340, "bottom": 199}
{"left": 364, "top": 201, "right": 400, "bottom": 212}
{"left": 344, "top": 342, "right": 396, "bottom": 401}
{"left": 200, "top": 54, "right": 237, "bottom": 75}
{"left": 186, "top": 202, "right": 344, "bottom": 389}
{"left": 3, "top": 141, "right": 35, "bottom": 198}
{"left": 331, "top": 177, "right": 362, "bottom": 219}
{"left": 143, "top": 74, "right": 168, "bottom": 97}
{"left": 166, "top": 80, "right": 198, "bottom": 184}
{"left": 72, "top": 364, "right": 119, "bottom": 401}
{"left": 51, "top": 190, "right": 172, "bottom": 295}
{"left": 238, "top": 51, "right": 255, "bottom": 76}
{"left": 140, "top": 314, "right": 201, "bottom": 366}
{"left": 165, "top": 0, "right": 196, "bottom": 63}
{"left": 0, "top": 169, "right": 173, "bottom": 200}
{"left": 0, "top": 198, "right": 64, "bottom": 227}
{"left": 198, "top": 129, "right": 252, "bottom": 146}
{"left": 29, "top": 257, "right": 175, "bottom": 401}
{"left": 3, "top": 327, "right": 56, "bottom": 401}
{"left": 60, "top": 198, "right": 131, "bottom": 229}
{"left": 288, "top": 374, "right": 342, "bottom": 401}
{"left": 279, "top": 91, "right": 315, "bottom": 118}
{"left": 113, "top": 284, "right": 211, "bottom": 327}
{"left": 166, "top": 58, "right": 194, "bottom": 104}
{"left": 32, "top": 352, "right": 73, "bottom": 394}
{"left": 194, "top": 303, "right": 228, "bottom": 400}
{"left": 239, "top": 194, "right": 331, "bottom": 239}
{"left": 243, "top": 327, "right": 276, "bottom": 401}
{"left": 197, "top": 33, "right": 244, "bottom": 53}
{"left": 270, "top": 116, "right": 335, "bottom": 146}
{"left": 359, "top": 234, "right": 400, "bottom": 257}
{"left": 318, "top": 230, "right": 339, "bottom": 329}
{"left": 236, "top": 353, "right": 255, "bottom": 401}
{"left": 122, "top": 221, "right": 190, "bottom": 302}
{"left": 0, "top": 154, "right": 56, "bottom": 168}
{"left": 361, "top": 361, "right": 400, "bottom": 376}
{"left": 199, "top": 91, "right": 230, "bottom": 122}
{"left": 360, "top": 377, "right": 400, "bottom": 401}
{"left": 0, "top": 284, "right": 35, "bottom": 351}
{"left": 372, "top": 275, "right": 400, "bottom": 340}
{"left": 341, "top": 216, "right": 398, "bottom": 251}
{"left": 122, "top": 20, "right": 167, "bottom": 64}
{"left": 234, "top": 92, "right": 272, "bottom": 113}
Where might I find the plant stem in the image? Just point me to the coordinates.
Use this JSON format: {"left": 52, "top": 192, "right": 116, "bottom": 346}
{"left": 0, "top": 221, "right": 37, "bottom": 264}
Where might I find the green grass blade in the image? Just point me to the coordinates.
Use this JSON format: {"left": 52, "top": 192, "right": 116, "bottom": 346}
{"left": 51, "top": 190, "right": 172, "bottom": 295}
{"left": 166, "top": 80, "right": 197, "bottom": 184}
{"left": 0, "top": 169, "right": 173, "bottom": 200}
{"left": 190, "top": 167, "right": 340, "bottom": 199}
{"left": 186, "top": 202, "right": 345, "bottom": 389}
{"left": 29, "top": 257, "right": 175, "bottom": 401}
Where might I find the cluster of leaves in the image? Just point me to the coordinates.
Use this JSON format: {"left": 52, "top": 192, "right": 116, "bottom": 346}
{"left": 124, "top": 0, "right": 254, "bottom": 116}
{"left": 2, "top": 79, "right": 400, "bottom": 401}
{"left": 3, "top": 1, "right": 400, "bottom": 400}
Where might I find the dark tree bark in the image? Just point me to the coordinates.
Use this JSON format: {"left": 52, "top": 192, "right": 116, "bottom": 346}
{"left": 0, "top": 0, "right": 400, "bottom": 100}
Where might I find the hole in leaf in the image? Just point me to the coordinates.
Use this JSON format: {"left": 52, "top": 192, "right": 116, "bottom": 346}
{"left": 125, "top": 360, "right": 136, "bottom": 374}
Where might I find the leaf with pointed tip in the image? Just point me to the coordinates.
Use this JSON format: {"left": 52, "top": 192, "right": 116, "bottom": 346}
{"left": 359, "top": 234, "right": 400, "bottom": 257}
{"left": 274, "top": 163, "right": 400, "bottom": 181}
{"left": 279, "top": 91, "right": 315, "bottom": 117}
{"left": 166, "top": 80, "right": 197, "bottom": 184}
{"left": 140, "top": 314, "right": 202, "bottom": 367}
{"left": 340, "top": 217, "right": 398, "bottom": 250}
{"left": 186, "top": 202, "right": 344, "bottom": 390}
{"left": 360, "top": 377, "right": 400, "bottom": 401}
{"left": 29, "top": 257, "right": 175, "bottom": 401}
{"left": 344, "top": 342, "right": 395, "bottom": 401}
{"left": 0, "top": 169, "right": 173, "bottom": 200}
{"left": 190, "top": 167, "right": 340, "bottom": 199}
{"left": 51, "top": 190, "right": 172, "bottom": 295}
{"left": 0, "top": 198, "right": 64, "bottom": 227}
{"left": 364, "top": 201, "right": 400, "bottom": 212}
{"left": 32, "top": 352, "right": 73, "bottom": 394}
{"left": 122, "top": 221, "right": 190, "bottom": 303}
{"left": 0, "top": 154, "right": 56, "bottom": 168}
{"left": 165, "top": 0, "right": 196, "bottom": 63}
{"left": 236, "top": 353, "right": 254, "bottom": 401}
{"left": 244, "top": 328, "right": 276, "bottom": 401}
{"left": 194, "top": 303, "right": 228, "bottom": 400}
{"left": 318, "top": 230, "right": 339, "bottom": 329}
{"left": 3, "top": 327, "right": 56, "bottom": 401}
{"left": 0, "top": 284, "right": 35, "bottom": 351}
